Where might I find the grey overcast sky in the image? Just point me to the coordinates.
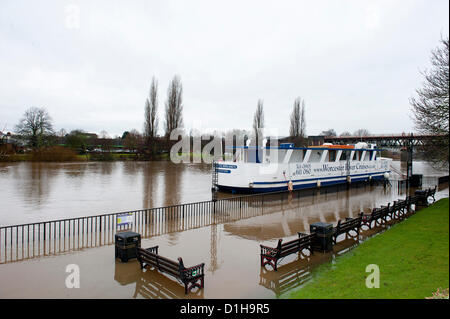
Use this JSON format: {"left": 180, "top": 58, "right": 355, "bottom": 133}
{"left": 0, "top": 0, "right": 449, "bottom": 138}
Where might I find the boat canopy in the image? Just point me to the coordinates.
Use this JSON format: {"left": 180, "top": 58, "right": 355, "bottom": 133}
{"left": 225, "top": 145, "right": 384, "bottom": 152}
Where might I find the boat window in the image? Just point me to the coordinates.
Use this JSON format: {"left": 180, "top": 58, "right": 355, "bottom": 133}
{"left": 340, "top": 151, "right": 347, "bottom": 161}
{"left": 329, "top": 150, "right": 336, "bottom": 162}
{"left": 309, "top": 150, "right": 322, "bottom": 163}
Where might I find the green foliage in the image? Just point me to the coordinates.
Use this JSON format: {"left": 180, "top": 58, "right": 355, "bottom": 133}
{"left": 65, "top": 130, "right": 93, "bottom": 153}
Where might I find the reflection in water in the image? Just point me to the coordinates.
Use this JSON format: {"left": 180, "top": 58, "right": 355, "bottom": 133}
{"left": 223, "top": 184, "right": 390, "bottom": 241}
{"left": 114, "top": 260, "right": 204, "bottom": 299}
{"left": 392, "top": 160, "right": 448, "bottom": 178}
{"left": 11, "top": 163, "right": 62, "bottom": 209}
{"left": 259, "top": 253, "right": 316, "bottom": 297}
{"left": 0, "top": 161, "right": 213, "bottom": 225}
{"left": 142, "top": 164, "right": 157, "bottom": 212}
{"left": 208, "top": 224, "right": 223, "bottom": 273}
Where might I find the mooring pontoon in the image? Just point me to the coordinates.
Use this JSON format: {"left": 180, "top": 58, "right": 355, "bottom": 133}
{"left": 214, "top": 142, "right": 391, "bottom": 193}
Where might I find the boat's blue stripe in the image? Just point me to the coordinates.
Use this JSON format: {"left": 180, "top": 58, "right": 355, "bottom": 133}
{"left": 217, "top": 174, "right": 385, "bottom": 194}
{"left": 251, "top": 171, "right": 389, "bottom": 185}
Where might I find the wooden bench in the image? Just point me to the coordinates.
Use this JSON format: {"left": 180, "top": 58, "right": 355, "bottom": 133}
{"left": 361, "top": 205, "right": 387, "bottom": 229}
{"left": 379, "top": 203, "right": 392, "bottom": 222}
{"left": 426, "top": 186, "right": 437, "bottom": 203}
{"left": 391, "top": 199, "right": 408, "bottom": 218}
{"left": 136, "top": 246, "right": 205, "bottom": 295}
{"left": 406, "top": 195, "right": 421, "bottom": 213}
{"left": 384, "top": 202, "right": 401, "bottom": 221}
{"left": 332, "top": 213, "right": 363, "bottom": 244}
{"left": 260, "top": 232, "right": 315, "bottom": 271}
{"left": 414, "top": 186, "right": 437, "bottom": 207}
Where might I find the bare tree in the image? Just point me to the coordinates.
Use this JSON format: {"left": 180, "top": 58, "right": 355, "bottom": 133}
{"left": 290, "top": 98, "right": 300, "bottom": 137}
{"left": 340, "top": 131, "right": 352, "bottom": 137}
{"left": 290, "top": 97, "right": 306, "bottom": 138}
{"left": 144, "top": 77, "right": 159, "bottom": 141}
{"left": 164, "top": 75, "right": 183, "bottom": 138}
{"left": 353, "top": 128, "right": 371, "bottom": 137}
{"left": 123, "top": 129, "right": 143, "bottom": 152}
{"left": 15, "top": 107, "right": 54, "bottom": 148}
{"left": 252, "top": 99, "right": 264, "bottom": 142}
{"left": 299, "top": 100, "right": 306, "bottom": 138}
{"left": 320, "top": 129, "right": 336, "bottom": 137}
{"left": 410, "top": 36, "right": 449, "bottom": 168}
{"left": 57, "top": 128, "right": 67, "bottom": 137}
{"left": 99, "top": 130, "right": 110, "bottom": 139}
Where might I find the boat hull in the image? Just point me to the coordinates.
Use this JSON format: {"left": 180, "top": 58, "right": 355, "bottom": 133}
{"left": 215, "top": 159, "right": 392, "bottom": 194}
{"left": 217, "top": 172, "right": 387, "bottom": 193}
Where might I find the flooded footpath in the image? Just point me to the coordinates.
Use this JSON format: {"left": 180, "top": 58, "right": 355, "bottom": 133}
{"left": 0, "top": 173, "right": 448, "bottom": 298}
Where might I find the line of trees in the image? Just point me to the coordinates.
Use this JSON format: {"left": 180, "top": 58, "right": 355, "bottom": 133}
{"left": 143, "top": 75, "right": 184, "bottom": 141}
{"left": 318, "top": 128, "right": 371, "bottom": 137}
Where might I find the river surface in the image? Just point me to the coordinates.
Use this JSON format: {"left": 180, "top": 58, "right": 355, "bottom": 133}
{"left": 0, "top": 160, "right": 447, "bottom": 226}
{"left": 0, "top": 161, "right": 213, "bottom": 225}
{"left": 0, "top": 160, "right": 448, "bottom": 299}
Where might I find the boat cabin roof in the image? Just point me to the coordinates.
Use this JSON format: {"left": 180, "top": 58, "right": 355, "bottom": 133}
{"left": 226, "top": 145, "right": 383, "bottom": 152}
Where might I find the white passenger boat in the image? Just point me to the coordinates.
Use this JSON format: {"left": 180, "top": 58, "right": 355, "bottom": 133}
{"left": 214, "top": 142, "right": 391, "bottom": 193}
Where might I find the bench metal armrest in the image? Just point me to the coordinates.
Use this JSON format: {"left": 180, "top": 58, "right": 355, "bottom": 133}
{"left": 182, "top": 263, "right": 205, "bottom": 280}
{"left": 260, "top": 244, "right": 279, "bottom": 257}
{"left": 361, "top": 213, "right": 370, "bottom": 221}
{"left": 145, "top": 245, "right": 159, "bottom": 255}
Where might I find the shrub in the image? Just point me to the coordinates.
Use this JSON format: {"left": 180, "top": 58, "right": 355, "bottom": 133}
{"left": 30, "top": 146, "right": 78, "bottom": 162}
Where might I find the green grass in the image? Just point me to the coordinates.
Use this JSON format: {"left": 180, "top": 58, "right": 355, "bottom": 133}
{"left": 286, "top": 198, "right": 449, "bottom": 299}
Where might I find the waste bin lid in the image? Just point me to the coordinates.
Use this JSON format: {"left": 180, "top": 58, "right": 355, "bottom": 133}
{"left": 115, "top": 231, "right": 140, "bottom": 239}
{"left": 310, "top": 222, "right": 332, "bottom": 228}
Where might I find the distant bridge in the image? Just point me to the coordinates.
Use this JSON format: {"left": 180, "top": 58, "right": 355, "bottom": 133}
{"left": 320, "top": 133, "right": 448, "bottom": 148}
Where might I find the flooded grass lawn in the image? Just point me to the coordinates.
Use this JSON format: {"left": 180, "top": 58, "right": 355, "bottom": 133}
{"left": 287, "top": 198, "right": 449, "bottom": 299}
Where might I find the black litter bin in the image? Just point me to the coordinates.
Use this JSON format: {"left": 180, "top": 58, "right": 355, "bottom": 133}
{"left": 310, "top": 222, "right": 333, "bottom": 252}
{"left": 115, "top": 231, "right": 141, "bottom": 262}
{"left": 410, "top": 174, "right": 423, "bottom": 187}
{"left": 414, "top": 190, "right": 428, "bottom": 207}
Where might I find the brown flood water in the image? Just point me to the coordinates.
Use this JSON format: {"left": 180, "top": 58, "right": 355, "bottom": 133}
{"left": 0, "top": 161, "right": 448, "bottom": 298}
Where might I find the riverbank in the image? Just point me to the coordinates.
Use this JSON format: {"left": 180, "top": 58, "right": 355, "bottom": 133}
{"left": 0, "top": 152, "right": 170, "bottom": 162}
{"left": 286, "top": 198, "right": 449, "bottom": 299}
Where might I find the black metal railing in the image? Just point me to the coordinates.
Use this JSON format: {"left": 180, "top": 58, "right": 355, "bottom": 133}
{"left": 0, "top": 181, "right": 408, "bottom": 264}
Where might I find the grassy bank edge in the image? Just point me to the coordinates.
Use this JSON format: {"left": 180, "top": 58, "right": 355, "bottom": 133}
{"left": 284, "top": 198, "right": 449, "bottom": 299}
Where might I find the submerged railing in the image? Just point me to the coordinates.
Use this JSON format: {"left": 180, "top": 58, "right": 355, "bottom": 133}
{"left": 0, "top": 192, "right": 284, "bottom": 263}
{"left": 0, "top": 180, "right": 402, "bottom": 264}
